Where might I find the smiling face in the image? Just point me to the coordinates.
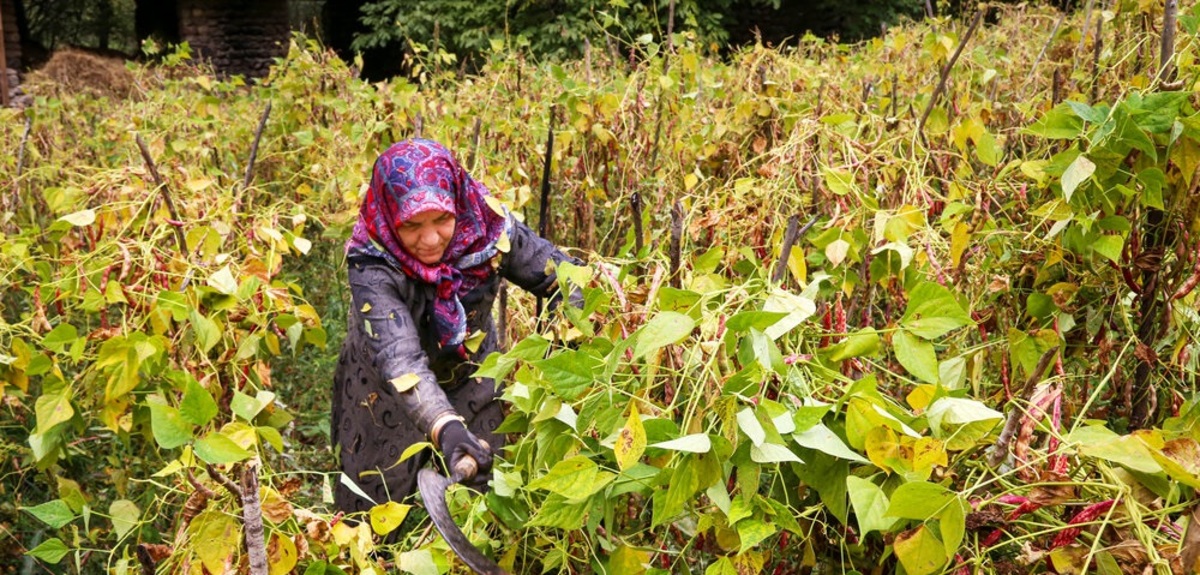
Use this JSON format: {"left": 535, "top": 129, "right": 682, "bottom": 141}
{"left": 397, "top": 210, "right": 457, "bottom": 264}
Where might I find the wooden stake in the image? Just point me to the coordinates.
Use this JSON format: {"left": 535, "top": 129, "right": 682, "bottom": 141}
{"left": 918, "top": 7, "right": 984, "bottom": 137}
{"left": 1158, "top": 0, "right": 1178, "bottom": 84}
{"left": 631, "top": 192, "right": 644, "bottom": 255}
{"left": 535, "top": 105, "right": 557, "bottom": 326}
{"left": 239, "top": 459, "right": 267, "bottom": 575}
{"left": 772, "top": 214, "right": 817, "bottom": 284}
{"left": 1026, "top": 11, "right": 1066, "bottom": 85}
{"left": 242, "top": 101, "right": 271, "bottom": 191}
{"left": 467, "top": 117, "right": 482, "bottom": 170}
{"left": 498, "top": 280, "right": 508, "bottom": 350}
{"left": 584, "top": 38, "right": 592, "bottom": 85}
{"left": 135, "top": 134, "right": 189, "bottom": 259}
{"left": 233, "top": 101, "right": 272, "bottom": 213}
{"left": 669, "top": 200, "right": 683, "bottom": 289}
{"left": 1090, "top": 17, "right": 1103, "bottom": 104}
{"left": 538, "top": 105, "right": 557, "bottom": 242}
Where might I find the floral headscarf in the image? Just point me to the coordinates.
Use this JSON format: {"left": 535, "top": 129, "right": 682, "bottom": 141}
{"left": 346, "top": 138, "right": 510, "bottom": 357}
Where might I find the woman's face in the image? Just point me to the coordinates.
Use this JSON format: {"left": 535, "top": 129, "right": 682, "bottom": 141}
{"left": 397, "top": 210, "right": 456, "bottom": 264}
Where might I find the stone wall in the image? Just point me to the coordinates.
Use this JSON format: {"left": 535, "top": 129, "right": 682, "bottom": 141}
{"left": 177, "top": 0, "right": 289, "bottom": 78}
{"left": 1, "top": 0, "right": 20, "bottom": 71}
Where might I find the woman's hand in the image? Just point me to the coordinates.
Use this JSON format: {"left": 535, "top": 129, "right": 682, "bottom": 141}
{"left": 436, "top": 420, "right": 494, "bottom": 486}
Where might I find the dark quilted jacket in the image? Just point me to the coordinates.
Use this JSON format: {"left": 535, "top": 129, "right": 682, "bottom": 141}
{"left": 331, "top": 220, "right": 577, "bottom": 512}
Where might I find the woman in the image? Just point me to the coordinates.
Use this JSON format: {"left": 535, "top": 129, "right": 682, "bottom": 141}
{"left": 332, "top": 138, "right": 577, "bottom": 514}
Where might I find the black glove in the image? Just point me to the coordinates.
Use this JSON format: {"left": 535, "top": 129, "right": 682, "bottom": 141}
{"left": 437, "top": 420, "right": 494, "bottom": 484}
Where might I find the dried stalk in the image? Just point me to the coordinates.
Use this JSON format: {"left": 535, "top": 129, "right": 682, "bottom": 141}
{"left": 135, "top": 134, "right": 189, "bottom": 258}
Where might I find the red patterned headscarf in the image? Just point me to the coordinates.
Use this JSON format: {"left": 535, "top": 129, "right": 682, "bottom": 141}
{"left": 346, "top": 139, "right": 510, "bottom": 356}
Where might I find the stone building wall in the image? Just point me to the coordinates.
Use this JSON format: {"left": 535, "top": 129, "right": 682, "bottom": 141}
{"left": 177, "top": 0, "right": 289, "bottom": 78}
{"left": 1, "top": 0, "right": 20, "bottom": 71}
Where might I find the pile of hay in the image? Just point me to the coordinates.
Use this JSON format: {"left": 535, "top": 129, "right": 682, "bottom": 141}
{"left": 25, "top": 48, "right": 136, "bottom": 99}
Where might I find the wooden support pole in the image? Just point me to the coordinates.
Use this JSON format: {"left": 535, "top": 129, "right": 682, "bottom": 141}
{"left": 535, "top": 105, "right": 557, "bottom": 328}
{"left": 917, "top": 7, "right": 985, "bottom": 138}
{"left": 669, "top": 200, "right": 682, "bottom": 289}
{"left": 1159, "top": 0, "right": 1179, "bottom": 84}
{"left": 136, "top": 135, "right": 189, "bottom": 259}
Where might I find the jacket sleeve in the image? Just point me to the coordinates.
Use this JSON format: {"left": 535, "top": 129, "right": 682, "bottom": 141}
{"left": 499, "top": 220, "right": 583, "bottom": 304}
{"left": 347, "top": 259, "right": 455, "bottom": 435}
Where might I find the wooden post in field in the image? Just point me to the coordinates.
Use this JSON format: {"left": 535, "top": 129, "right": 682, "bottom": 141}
{"left": 1158, "top": 0, "right": 1178, "bottom": 84}
{"left": 631, "top": 192, "right": 644, "bottom": 255}
{"left": 1129, "top": 0, "right": 1180, "bottom": 430}
{"left": 669, "top": 200, "right": 682, "bottom": 289}
{"left": 535, "top": 105, "right": 556, "bottom": 328}
{"left": 918, "top": 7, "right": 984, "bottom": 138}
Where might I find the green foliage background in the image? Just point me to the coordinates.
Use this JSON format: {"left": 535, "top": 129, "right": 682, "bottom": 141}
{"left": 2, "top": 2, "right": 1200, "bottom": 574}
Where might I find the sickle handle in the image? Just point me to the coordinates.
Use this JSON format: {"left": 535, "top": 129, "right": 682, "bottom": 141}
{"left": 452, "top": 439, "right": 490, "bottom": 480}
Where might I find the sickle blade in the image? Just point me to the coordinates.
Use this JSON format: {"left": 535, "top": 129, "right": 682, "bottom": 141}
{"left": 416, "top": 469, "right": 509, "bottom": 575}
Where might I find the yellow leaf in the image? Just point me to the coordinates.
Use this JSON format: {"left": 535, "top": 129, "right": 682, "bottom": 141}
{"left": 331, "top": 521, "right": 357, "bottom": 546}
{"left": 614, "top": 405, "right": 647, "bottom": 471}
{"left": 906, "top": 385, "right": 938, "bottom": 411}
{"left": 865, "top": 426, "right": 900, "bottom": 473}
{"left": 388, "top": 441, "right": 433, "bottom": 470}
{"left": 389, "top": 373, "right": 420, "bottom": 393}
{"left": 267, "top": 533, "right": 297, "bottom": 575}
{"left": 912, "top": 438, "right": 948, "bottom": 474}
{"left": 369, "top": 501, "right": 411, "bottom": 536}
{"left": 787, "top": 248, "right": 807, "bottom": 284}
{"left": 189, "top": 510, "right": 240, "bottom": 574}
{"left": 949, "top": 222, "right": 970, "bottom": 268}
{"left": 496, "top": 229, "right": 511, "bottom": 253}
{"left": 360, "top": 302, "right": 372, "bottom": 313}
{"left": 464, "top": 330, "right": 486, "bottom": 353}
{"left": 684, "top": 173, "right": 699, "bottom": 191}
{"left": 185, "top": 177, "right": 213, "bottom": 193}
